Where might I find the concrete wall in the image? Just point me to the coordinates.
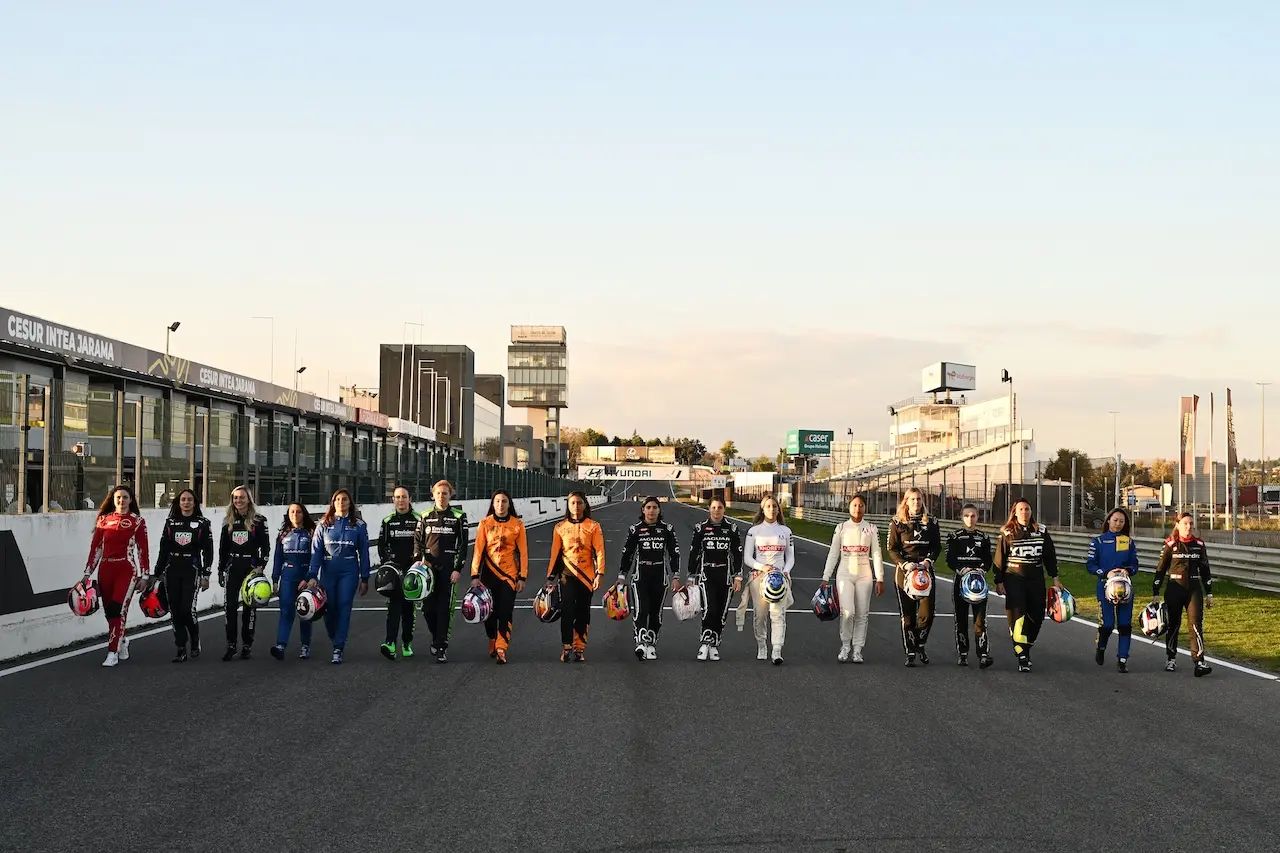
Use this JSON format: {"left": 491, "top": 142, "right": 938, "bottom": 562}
{"left": 0, "top": 494, "right": 605, "bottom": 662}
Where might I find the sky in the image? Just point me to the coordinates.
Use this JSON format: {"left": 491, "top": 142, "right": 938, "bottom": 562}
{"left": 2, "top": 2, "right": 1278, "bottom": 460}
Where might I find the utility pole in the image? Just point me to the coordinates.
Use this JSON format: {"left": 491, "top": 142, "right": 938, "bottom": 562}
{"left": 1260, "top": 382, "right": 1271, "bottom": 520}
{"left": 1002, "top": 370, "right": 1013, "bottom": 517}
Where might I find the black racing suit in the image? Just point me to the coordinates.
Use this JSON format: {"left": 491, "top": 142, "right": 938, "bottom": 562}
{"left": 414, "top": 505, "right": 469, "bottom": 652}
{"left": 1153, "top": 536, "right": 1213, "bottom": 662}
{"left": 688, "top": 519, "right": 744, "bottom": 649}
{"left": 217, "top": 513, "right": 270, "bottom": 648}
{"left": 887, "top": 515, "right": 941, "bottom": 656}
{"left": 379, "top": 509, "right": 421, "bottom": 646}
{"left": 994, "top": 522, "right": 1059, "bottom": 663}
{"left": 619, "top": 519, "right": 680, "bottom": 647}
{"left": 155, "top": 513, "right": 214, "bottom": 651}
{"left": 946, "top": 527, "right": 992, "bottom": 659}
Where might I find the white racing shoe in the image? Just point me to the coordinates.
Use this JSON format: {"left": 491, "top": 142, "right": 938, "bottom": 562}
{"left": 102, "top": 652, "right": 119, "bottom": 667}
{"left": 708, "top": 646, "right": 720, "bottom": 661}
{"left": 852, "top": 647, "right": 865, "bottom": 664}
{"left": 118, "top": 637, "right": 130, "bottom": 661}
{"left": 696, "top": 644, "right": 709, "bottom": 661}
{"left": 644, "top": 645, "right": 657, "bottom": 661}
{"left": 837, "top": 644, "right": 851, "bottom": 663}
{"left": 757, "top": 643, "right": 768, "bottom": 661}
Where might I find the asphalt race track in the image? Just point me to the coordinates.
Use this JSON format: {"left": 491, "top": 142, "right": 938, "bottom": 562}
{"left": 2, "top": 483, "right": 1278, "bottom": 852}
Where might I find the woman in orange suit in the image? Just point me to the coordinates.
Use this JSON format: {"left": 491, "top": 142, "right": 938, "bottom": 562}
{"left": 547, "top": 491, "right": 606, "bottom": 662}
{"left": 471, "top": 489, "right": 528, "bottom": 665}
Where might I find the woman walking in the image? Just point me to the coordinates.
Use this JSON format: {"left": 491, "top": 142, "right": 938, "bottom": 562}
{"left": 1152, "top": 512, "right": 1213, "bottom": 677}
{"left": 471, "top": 490, "right": 528, "bottom": 665}
{"left": 742, "top": 495, "right": 795, "bottom": 665}
{"left": 546, "top": 491, "right": 605, "bottom": 663}
{"left": 83, "top": 485, "right": 150, "bottom": 667}
{"left": 270, "top": 503, "right": 317, "bottom": 660}
{"left": 821, "top": 494, "right": 884, "bottom": 664}
{"left": 1087, "top": 508, "right": 1139, "bottom": 673}
{"left": 994, "top": 498, "right": 1062, "bottom": 673}
{"left": 887, "top": 488, "right": 941, "bottom": 667}
{"left": 307, "top": 488, "right": 371, "bottom": 665}
{"left": 154, "top": 489, "right": 213, "bottom": 662}
{"left": 217, "top": 486, "right": 270, "bottom": 661}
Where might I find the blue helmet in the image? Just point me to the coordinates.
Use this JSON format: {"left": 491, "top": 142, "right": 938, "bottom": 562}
{"left": 812, "top": 584, "right": 840, "bottom": 621}
{"left": 959, "top": 570, "right": 988, "bottom": 605}
{"left": 763, "top": 571, "right": 788, "bottom": 603}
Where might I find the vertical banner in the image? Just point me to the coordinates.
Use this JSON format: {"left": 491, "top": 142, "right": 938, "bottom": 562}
{"left": 1179, "top": 395, "right": 1197, "bottom": 472}
{"left": 1227, "top": 387, "right": 1239, "bottom": 469}
{"left": 1205, "top": 393, "right": 1214, "bottom": 475}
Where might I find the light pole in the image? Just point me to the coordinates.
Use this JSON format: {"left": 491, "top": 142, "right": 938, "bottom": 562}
{"left": 1109, "top": 410, "right": 1119, "bottom": 508}
{"left": 400, "top": 322, "right": 423, "bottom": 420}
{"left": 251, "top": 316, "right": 275, "bottom": 385}
{"left": 165, "top": 321, "right": 181, "bottom": 356}
{"left": 1260, "top": 382, "right": 1272, "bottom": 519}
{"left": 295, "top": 365, "right": 307, "bottom": 392}
{"left": 1001, "top": 370, "right": 1014, "bottom": 518}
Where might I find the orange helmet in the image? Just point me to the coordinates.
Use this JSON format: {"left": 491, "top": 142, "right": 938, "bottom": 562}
{"left": 603, "top": 583, "right": 630, "bottom": 621}
{"left": 533, "top": 583, "right": 562, "bottom": 623}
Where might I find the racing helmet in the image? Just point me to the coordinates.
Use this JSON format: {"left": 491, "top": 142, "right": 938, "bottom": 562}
{"left": 533, "top": 583, "right": 562, "bottom": 623}
{"left": 1046, "top": 586, "right": 1076, "bottom": 623}
{"left": 240, "top": 574, "right": 273, "bottom": 609}
{"left": 959, "top": 570, "right": 988, "bottom": 605}
{"left": 461, "top": 586, "right": 493, "bottom": 624}
{"left": 1104, "top": 569, "right": 1133, "bottom": 605}
{"left": 68, "top": 579, "right": 100, "bottom": 617}
{"left": 812, "top": 584, "right": 840, "bottom": 621}
{"left": 295, "top": 587, "right": 327, "bottom": 622}
{"left": 762, "top": 571, "right": 788, "bottom": 603}
{"left": 603, "top": 583, "right": 630, "bottom": 620}
{"left": 402, "top": 564, "right": 433, "bottom": 602}
{"left": 1140, "top": 601, "right": 1168, "bottom": 637}
{"left": 671, "top": 583, "right": 704, "bottom": 622}
{"left": 138, "top": 577, "right": 170, "bottom": 619}
{"left": 374, "top": 563, "right": 403, "bottom": 598}
{"left": 903, "top": 566, "right": 932, "bottom": 600}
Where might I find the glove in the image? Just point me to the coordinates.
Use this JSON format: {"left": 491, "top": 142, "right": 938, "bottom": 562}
{"left": 218, "top": 571, "right": 226, "bottom": 588}
{"left": 1206, "top": 594, "right": 1214, "bottom": 609}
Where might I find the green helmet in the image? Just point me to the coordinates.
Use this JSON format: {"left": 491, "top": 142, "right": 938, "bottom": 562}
{"left": 402, "top": 564, "right": 433, "bottom": 602}
{"left": 240, "top": 574, "right": 273, "bottom": 608}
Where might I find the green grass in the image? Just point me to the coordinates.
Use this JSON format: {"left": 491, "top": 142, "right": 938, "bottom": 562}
{"left": 727, "top": 509, "right": 1280, "bottom": 672}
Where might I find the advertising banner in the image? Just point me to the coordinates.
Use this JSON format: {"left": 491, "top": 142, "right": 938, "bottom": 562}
{"left": 1179, "top": 395, "right": 1198, "bottom": 472}
{"left": 785, "top": 429, "right": 834, "bottom": 455}
{"left": 922, "top": 362, "right": 977, "bottom": 394}
{"left": 1227, "top": 388, "right": 1238, "bottom": 469}
{"left": 576, "top": 464, "right": 687, "bottom": 481}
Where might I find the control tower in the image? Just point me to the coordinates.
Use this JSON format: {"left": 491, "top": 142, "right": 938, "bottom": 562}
{"left": 507, "top": 326, "right": 567, "bottom": 475}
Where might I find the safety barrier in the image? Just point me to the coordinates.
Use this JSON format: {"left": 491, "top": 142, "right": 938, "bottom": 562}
{"left": 786, "top": 507, "right": 1280, "bottom": 594}
{"left": 0, "top": 494, "right": 606, "bottom": 662}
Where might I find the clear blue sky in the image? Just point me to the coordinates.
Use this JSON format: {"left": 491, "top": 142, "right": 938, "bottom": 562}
{"left": 2, "top": 2, "right": 1277, "bottom": 459}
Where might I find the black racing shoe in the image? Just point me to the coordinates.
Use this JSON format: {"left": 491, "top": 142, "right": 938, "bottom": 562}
{"left": 905, "top": 654, "right": 916, "bottom": 668}
{"left": 1095, "top": 648, "right": 1106, "bottom": 666}
{"left": 573, "top": 650, "right": 586, "bottom": 663}
{"left": 222, "top": 645, "right": 236, "bottom": 662}
{"left": 190, "top": 642, "right": 201, "bottom": 659}
{"left": 978, "top": 654, "right": 994, "bottom": 670}
{"left": 435, "top": 648, "right": 448, "bottom": 664}
{"left": 239, "top": 645, "right": 252, "bottom": 660}
{"left": 171, "top": 648, "right": 188, "bottom": 664}
{"left": 957, "top": 654, "right": 968, "bottom": 667}
{"left": 269, "top": 645, "right": 285, "bottom": 661}
{"left": 1017, "top": 653, "right": 1032, "bottom": 673}
{"left": 560, "top": 646, "right": 573, "bottom": 663}
{"left": 1117, "top": 658, "right": 1129, "bottom": 674}
{"left": 917, "top": 649, "right": 929, "bottom": 665}
{"left": 1165, "top": 659, "right": 1177, "bottom": 673}
{"left": 1194, "top": 660, "right": 1213, "bottom": 677}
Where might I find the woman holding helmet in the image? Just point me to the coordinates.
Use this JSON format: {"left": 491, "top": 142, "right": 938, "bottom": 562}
{"left": 1086, "top": 508, "right": 1139, "bottom": 673}
{"left": 820, "top": 494, "right": 884, "bottom": 664}
{"left": 741, "top": 494, "right": 794, "bottom": 665}
{"left": 307, "top": 488, "right": 371, "bottom": 665}
{"left": 154, "top": 488, "right": 213, "bottom": 663}
{"left": 83, "top": 485, "right": 151, "bottom": 667}
{"left": 471, "top": 489, "right": 529, "bottom": 665}
{"left": 994, "top": 498, "right": 1062, "bottom": 673}
{"left": 887, "top": 488, "right": 941, "bottom": 668}
{"left": 217, "top": 485, "right": 270, "bottom": 662}
{"left": 1152, "top": 512, "right": 1213, "bottom": 677}
{"left": 688, "top": 496, "right": 744, "bottom": 661}
{"left": 618, "top": 496, "right": 681, "bottom": 661}
{"left": 270, "top": 503, "right": 317, "bottom": 661}
{"left": 546, "top": 491, "right": 606, "bottom": 662}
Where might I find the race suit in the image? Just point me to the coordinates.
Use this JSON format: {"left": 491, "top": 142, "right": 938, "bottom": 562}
{"left": 471, "top": 513, "right": 529, "bottom": 656}
{"left": 85, "top": 511, "right": 151, "bottom": 654}
{"left": 887, "top": 515, "right": 941, "bottom": 656}
{"left": 619, "top": 519, "right": 681, "bottom": 648}
{"left": 379, "top": 509, "right": 421, "bottom": 646}
{"left": 994, "top": 522, "right": 1059, "bottom": 663}
{"left": 308, "top": 514, "right": 371, "bottom": 651}
{"left": 1087, "top": 531, "right": 1139, "bottom": 660}
{"left": 946, "top": 527, "right": 992, "bottom": 658}
{"left": 218, "top": 513, "right": 270, "bottom": 649}
{"left": 740, "top": 521, "right": 795, "bottom": 652}
{"left": 822, "top": 518, "right": 884, "bottom": 653}
{"left": 548, "top": 517, "right": 606, "bottom": 652}
{"left": 1153, "top": 536, "right": 1213, "bottom": 662}
{"left": 414, "top": 505, "right": 469, "bottom": 652}
{"left": 155, "top": 513, "right": 213, "bottom": 652}
{"left": 688, "top": 519, "right": 744, "bottom": 648}
{"left": 273, "top": 527, "right": 314, "bottom": 649}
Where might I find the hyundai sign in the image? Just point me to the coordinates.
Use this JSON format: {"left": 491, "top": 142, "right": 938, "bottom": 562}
{"left": 785, "top": 429, "right": 834, "bottom": 455}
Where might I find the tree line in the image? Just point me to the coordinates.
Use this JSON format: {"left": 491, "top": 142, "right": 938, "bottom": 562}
{"left": 561, "top": 429, "right": 766, "bottom": 471}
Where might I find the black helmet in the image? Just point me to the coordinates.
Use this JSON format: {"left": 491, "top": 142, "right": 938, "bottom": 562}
{"left": 374, "top": 563, "right": 403, "bottom": 597}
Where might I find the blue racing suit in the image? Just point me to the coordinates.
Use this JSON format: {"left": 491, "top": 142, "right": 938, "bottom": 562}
{"left": 273, "top": 527, "right": 314, "bottom": 649}
{"left": 308, "top": 515, "right": 371, "bottom": 650}
{"left": 1086, "top": 532, "right": 1139, "bottom": 659}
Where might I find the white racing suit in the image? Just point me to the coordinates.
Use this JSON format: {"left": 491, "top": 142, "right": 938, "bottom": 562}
{"left": 822, "top": 518, "right": 884, "bottom": 654}
{"left": 735, "top": 521, "right": 795, "bottom": 656}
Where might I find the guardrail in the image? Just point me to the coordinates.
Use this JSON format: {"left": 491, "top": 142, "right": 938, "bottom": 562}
{"left": 786, "top": 507, "right": 1280, "bottom": 594}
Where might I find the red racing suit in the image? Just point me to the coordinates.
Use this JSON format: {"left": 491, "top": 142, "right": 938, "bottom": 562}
{"left": 85, "top": 512, "right": 151, "bottom": 652}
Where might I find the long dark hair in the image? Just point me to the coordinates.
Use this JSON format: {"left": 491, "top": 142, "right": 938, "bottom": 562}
{"left": 97, "top": 484, "right": 139, "bottom": 518}
{"left": 1001, "top": 499, "right": 1037, "bottom": 535}
{"left": 1169, "top": 511, "right": 1194, "bottom": 540}
{"left": 1105, "top": 508, "right": 1132, "bottom": 537}
{"left": 167, "top": 488, "right": 202, "bottom": 520}
{"left": 279, "top": 503, "right": 317, "bottom": 540}
{"left": 638, "top": 495, "right": 663, "bottom": 521}
{"left": 321, "top": 489, "right": 362, "bottom": 526}
{"left": 486, "top": 489, "right": 521, "bottom": 519}
{"left": 564, "top": 491, "right": 591, "bottom": 521}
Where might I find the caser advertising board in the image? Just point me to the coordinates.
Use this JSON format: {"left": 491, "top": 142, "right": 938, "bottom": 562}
{"left": 785, "top": 429, "right": 834, "bottom": 455}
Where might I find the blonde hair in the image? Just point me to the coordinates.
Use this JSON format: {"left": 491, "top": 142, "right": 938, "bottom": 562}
{"left": 893, "top": 488, "right": 930, "bottom": 525}
{"left": 223, "top": 485, "right": 259, "bottom": 532}
{"left": 753, "top": 494, "right": 786, "bottom": 525}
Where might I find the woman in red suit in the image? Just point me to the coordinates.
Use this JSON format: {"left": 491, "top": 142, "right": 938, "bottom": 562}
{"left": 83, "top": 484, "right": 151, "bottom": 667}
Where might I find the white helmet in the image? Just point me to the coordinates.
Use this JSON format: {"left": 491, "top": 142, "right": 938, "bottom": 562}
{"left": 903, "top": 566, "right": 932, "bottom": 600}
{"left": 671, "top": 583, "right": 704, "bottom": 622}
{"left": 1104, "top": 569, "right": 1133, "bottom": 605}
